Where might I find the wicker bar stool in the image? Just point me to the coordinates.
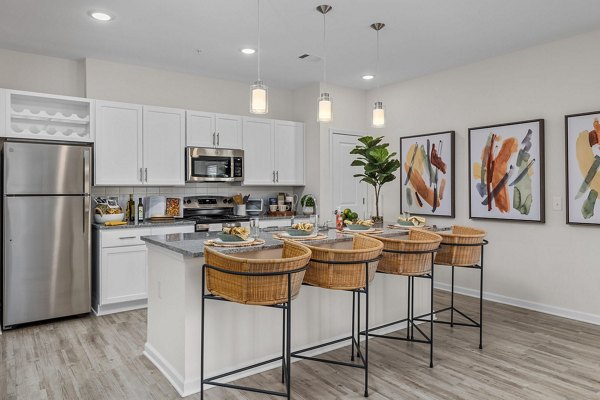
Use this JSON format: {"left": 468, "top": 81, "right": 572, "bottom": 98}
{"left": 291, "top": 234, "right": 383, "bottom": 398}
{"left": 414, "top": 225, "right": 488, "bottom": 349}
{"left": 201, "top": 241, "right": 312, "bottom": 400}
{"left": 364, "top": 229, "right": 442, "bottom": 368}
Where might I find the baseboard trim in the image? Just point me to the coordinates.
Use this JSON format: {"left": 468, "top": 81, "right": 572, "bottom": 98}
{"left": 434, "top": 282, "right": 600, "bottom": 326}
{"left": 143, "top": 342, "right": 186, "bottom": 397}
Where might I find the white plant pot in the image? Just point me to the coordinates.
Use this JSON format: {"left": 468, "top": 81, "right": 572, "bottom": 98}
{"left": 302, "top": 206, "right": 314, "bottom": 215}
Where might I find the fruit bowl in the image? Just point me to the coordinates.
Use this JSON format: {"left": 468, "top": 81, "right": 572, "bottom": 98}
{"left": 94, "top": 213, "right": 125, "bottom": 224}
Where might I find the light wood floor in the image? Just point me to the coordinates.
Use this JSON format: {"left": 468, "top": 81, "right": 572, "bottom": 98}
{"left": 1, "top": 291, "right": 599, "bottom": 400}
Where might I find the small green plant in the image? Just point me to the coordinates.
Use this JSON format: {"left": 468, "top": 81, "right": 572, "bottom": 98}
{"left": 350, "top": 136, "right": 401, "bottom": 220}
{"left": 300, "top": 194, "right": 315, "bottom": 207}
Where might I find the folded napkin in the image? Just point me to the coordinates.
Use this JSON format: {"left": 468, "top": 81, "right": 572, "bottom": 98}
{"left": 104, "top": 221, "right": 127, "bottom": 226}
{"left": 398, "top": 216, "right": 427, "bottom": 226}
{"left": 223, "top": 226, "right": 250, "bottom": 240}
{"left": 345, "top": 219, "right": 374, "bottom": 227}
{"left": 291, "top": 223, "right": 314, "bottom": 232}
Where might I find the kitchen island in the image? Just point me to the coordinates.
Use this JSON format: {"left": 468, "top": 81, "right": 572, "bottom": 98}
{"left": 141, "top": 227, "right": 440, "bottom": 397}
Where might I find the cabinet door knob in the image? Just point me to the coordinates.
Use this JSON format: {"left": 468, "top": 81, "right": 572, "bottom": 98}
{"left": 276, "top": 170, "right": 279, "bottom": 182}
{"left": 217, "top": 132, "right": 220, "bottom": 146}
{"left": 145, "top": 168, "right": 148, "bottom": 182}
{"left": 272, "top": 170, "right": 276, "bottom": 183}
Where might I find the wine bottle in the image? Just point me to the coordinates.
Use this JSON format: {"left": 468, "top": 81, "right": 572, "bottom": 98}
{"left": 128, "top": 194, "right": 135, "bottom": 223}
{"left": 138, "top": 198, "right": 144, "bottom": 223}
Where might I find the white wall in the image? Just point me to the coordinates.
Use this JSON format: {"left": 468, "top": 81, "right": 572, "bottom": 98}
{"left": 85, "top": 58, "right": 295, "bottom": 120}
{"left": 0, "top": 48, "right": 85, "bottom": 97}
{"left": 366, "top": 29, "right": 600, "bottom": 323}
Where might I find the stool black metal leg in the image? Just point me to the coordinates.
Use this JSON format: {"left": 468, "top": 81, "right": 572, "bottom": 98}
{"left": 406, "top": 276, "right": 411, "bottom": 340}
{"left": 479, "top": 247, "right": 485, "bottom": 350}
{"left": 286, "top": 275, "right": 292, "bottom": 400}
{"left": 351, "top": 291, "right": 356, "bottom": 362}
{"left": 450, "top": 266, "right": 455, "bottom": 327}
{"left": 200, "top": 266, "right": 206, "bottom": 400}
{"left": 410, "top": 276, "right": 415, "bottom": 340}
{"left": 357, "top": 288, "right": 361, "bottom": 358}
{"left": 430, "top": 257, "right": 435, "bottom": 368}
{"left": 282, "top": 306, "right": 286, "bottom": 383}
{"left": 364, "top": 262, "right": 370, "bottom": 398}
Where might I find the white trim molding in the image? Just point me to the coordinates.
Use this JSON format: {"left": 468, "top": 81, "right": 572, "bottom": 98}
{"left": 435, "top": 282, "right": 600, "bottom": 326}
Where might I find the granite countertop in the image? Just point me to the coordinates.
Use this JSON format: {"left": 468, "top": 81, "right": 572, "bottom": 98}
{"left": 93, "top": 219, "right": 196, "bottom": 230}
{"left": 141, "top": 225, "right": 449, "bottom": 258}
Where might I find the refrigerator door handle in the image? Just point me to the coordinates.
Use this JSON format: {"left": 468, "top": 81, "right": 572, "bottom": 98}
{"left": 84, "top": 196, "right": 90, "bottom": 234}
{"left": 83, "top": 147, "right": 90, "bottom": 194}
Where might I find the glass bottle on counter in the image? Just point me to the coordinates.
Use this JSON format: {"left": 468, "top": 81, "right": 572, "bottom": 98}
{"left": 127, "top": 194, "right": 135, "bottom": 223}
{"left": 138, "top": 198, "right": 144, "bottom": 223}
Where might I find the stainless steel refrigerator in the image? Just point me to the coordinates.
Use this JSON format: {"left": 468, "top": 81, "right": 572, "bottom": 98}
{"left": 2, "top": 140, "right": 91, "bottom": 329}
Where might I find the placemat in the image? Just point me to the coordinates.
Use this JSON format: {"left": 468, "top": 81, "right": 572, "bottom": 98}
{"left": 387, "top": 224, "right": 431, "bottom": 230}
{"left": 204, "top": 238, "right": 266, "bottom": 247}
{"left": 337, "top": 228, "right": 385, "bottom": 235}
{"left": 272, "top": 233, "right": 328, "bottom": 241}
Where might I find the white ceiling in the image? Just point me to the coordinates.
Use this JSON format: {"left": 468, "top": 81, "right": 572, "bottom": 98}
{"left": 2, "top": 0, "right": 600, "bottom": 90}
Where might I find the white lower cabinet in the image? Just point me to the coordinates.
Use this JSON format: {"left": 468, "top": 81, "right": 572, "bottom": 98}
{"left": 92, "top": 224, "right": 194, "bottom": 315}
{"left": 259, "top": 217, "right": 309, "bottom": 229}
{"left": 101, "top": 245, "right": 148, "bottom": 305}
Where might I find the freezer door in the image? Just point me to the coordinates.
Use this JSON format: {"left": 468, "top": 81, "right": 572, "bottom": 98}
{"left": 3, "top": 195, "right": 91, "bottom": 327}
{"left": 4, "top": 141, "right": 91, "bottom": 195}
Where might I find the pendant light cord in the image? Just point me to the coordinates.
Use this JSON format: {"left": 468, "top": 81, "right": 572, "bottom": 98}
{"left": 376, "top": 29, "right": 381, "bottom": 102}
{"left": 323, "top": 11, "right": 327, "bottom": 91}
{"left": 257, "top": 0, "right": 261, "bottom": 82}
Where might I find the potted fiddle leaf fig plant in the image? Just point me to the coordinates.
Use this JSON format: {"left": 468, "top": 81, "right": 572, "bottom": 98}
{"left": 350, "top": 136, "right": 401, "bottom": 224}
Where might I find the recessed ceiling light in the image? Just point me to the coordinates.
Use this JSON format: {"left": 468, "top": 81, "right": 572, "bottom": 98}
{"left": 241, "top": 48, "right": 256, "bottom": 55}
{"left": 89, "top": 11, "right": 114, "bottom": 22}
{"left": 362, "top": 75, "right": 375, "bottom": 80}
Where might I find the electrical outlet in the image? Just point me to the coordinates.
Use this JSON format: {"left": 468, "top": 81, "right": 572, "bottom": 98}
{"left": 552, "top": 196, "right": 562, "bottom": 211}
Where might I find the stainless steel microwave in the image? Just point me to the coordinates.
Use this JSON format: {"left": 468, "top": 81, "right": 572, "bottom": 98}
{"left": 186, "top": 147, "right": 244, "bottom": 182}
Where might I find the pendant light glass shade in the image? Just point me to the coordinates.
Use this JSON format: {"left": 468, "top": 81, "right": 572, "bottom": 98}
{"left": 318, "top": 92, "right": 332, "bottom": 122}
{"left": 372, "top": 101, "right": 385, "bottom": 128}
{"left": 250, "top": 80, "right": 268, "bottom": 114}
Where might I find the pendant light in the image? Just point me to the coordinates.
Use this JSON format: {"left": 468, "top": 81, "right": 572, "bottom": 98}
{"left": 250, "top": 0, "right": 268, "bottom": 114}
{"left": 317, "top": 5, "right": 332, "bottom": 123}
{"left": 371, "top": 22, "right": 385, "bottom": 128}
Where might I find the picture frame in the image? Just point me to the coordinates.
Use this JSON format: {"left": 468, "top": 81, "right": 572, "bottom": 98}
{"left": 565, "top": 111, "right": 600, "bottom": 225}
{"left": 468, "top": 119, "right": 545, "bottom": 223}
{"left": 400, "top": 131, "right": 455, "bottom": 218}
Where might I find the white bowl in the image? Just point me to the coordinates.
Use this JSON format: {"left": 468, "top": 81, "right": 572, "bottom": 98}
{"left": 94, "top": 213, "right": 125, "bottom": 224}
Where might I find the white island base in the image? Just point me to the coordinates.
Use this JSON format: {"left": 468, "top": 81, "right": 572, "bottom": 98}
{"left": 143, "top": 241, "right": 431, "bottom": 397}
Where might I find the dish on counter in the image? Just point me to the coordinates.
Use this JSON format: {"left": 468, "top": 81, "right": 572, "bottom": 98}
{"left": 216, "top": 233, "right": 255, "bottom": 244}
{"left": 282, "top": 229, "right": 317, "bottom": 237}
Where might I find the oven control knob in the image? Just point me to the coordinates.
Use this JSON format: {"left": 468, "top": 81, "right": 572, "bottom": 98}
{"left": 186, "top": 199, "right": 191, "bottom": 204}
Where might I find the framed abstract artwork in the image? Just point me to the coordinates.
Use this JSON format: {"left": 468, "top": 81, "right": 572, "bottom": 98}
{"left": 566, "top": 111, "right": 600, "bottom": 225}
{"left": 468, "top": 120, "right": 545, "bottom": 222}
{"left": 400, "top": 131, "right": 455, "bottom": 217}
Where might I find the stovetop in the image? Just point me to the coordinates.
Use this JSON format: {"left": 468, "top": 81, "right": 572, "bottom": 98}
{"left": 182, "top": 195, "right": 250, "bottom": 226}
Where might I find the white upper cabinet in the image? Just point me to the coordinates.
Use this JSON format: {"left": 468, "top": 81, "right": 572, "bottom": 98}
{"left": 243, "top": 117, "right": 304, "bottom": 186}
{"left": 243, "top": 117, "right": 275, "bottom": 185}
{"left": 274, "top": 121, "right": 304, "bottom": 185}
{"left": 186, "top": 111, "right": 242, "bottom": 149}
{"left": 3, "top": 89, "right": 94, "bottom": 143}
{"left": 95, "top": 102, "right": 184, "bottom": 186}
{"left": 215, "top": 113, "right": 242, "bottom": 149}
{"left": 95, "top": 101, "right": 143, "bottom": 186}
{"left": 0, "top": 89, "right": 5, "bottom": 137}
{"left": 186, "top": 111, "right": 215, "bottom": 147}
{"left": 143, "top": 106, "right": 185, "bottom": 186}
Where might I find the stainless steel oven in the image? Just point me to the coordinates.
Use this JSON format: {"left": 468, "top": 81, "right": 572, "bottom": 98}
{"left": 186, "top": 147, "right": 244, "bottom": 182}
